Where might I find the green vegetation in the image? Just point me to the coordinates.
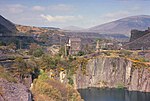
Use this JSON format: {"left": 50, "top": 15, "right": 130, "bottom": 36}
{"left": 0, "top": 41, "right": 5, "bottom": 46}
{"left": 102, "top": 51, "right": 111, "bottom": 56}
{"left": 33, "top": 48, "right": 44, "bottom": 57}
{"left": 116, "top": 83, "right": 125, "bottom": 89}
{"left": 132, "top": 61, "right": 149, "bottom": 70}
{"left": 119, "top": 50, "right": 132, "bottom": 57}
{"left": 11, "top": 57, "right": 35, "bottom": 82}
{"left": 32, "top": 72, "right": 83, "bottom": 101}
{"left": 67, "top": 77, "right": 74, "bottom": 85}
{"left": 58, "top": 46, "right": 66, "bottom": 56}
{"left": 77, "top": 51, "right": 85, "bottom": 56}
{"left": 29, "top": 43, "right": 44, "bottom": 57}
{"left": 39, "top": 54, "right": 62, "bottom": 70}
{"left": 133, "top": 57, "right": 149, "bottom": 62}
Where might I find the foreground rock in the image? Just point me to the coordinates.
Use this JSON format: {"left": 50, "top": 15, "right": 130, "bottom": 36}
{"left": 0, "top": 78, "right": 32, "bottom": 101}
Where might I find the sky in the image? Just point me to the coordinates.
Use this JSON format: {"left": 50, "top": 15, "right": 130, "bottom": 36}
{"left": 0, "top": 0, "right": 150, "bottom": 28}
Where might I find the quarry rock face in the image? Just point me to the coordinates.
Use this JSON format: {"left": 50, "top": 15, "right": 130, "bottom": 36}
{"left": 74, "top": 57, "right": 150, "bottom": 92}
{"left": 0, "top": 78, "right": 32, "bottom": 101}
{"left": 129, "top": 68, "right": 150, "bottom": 92}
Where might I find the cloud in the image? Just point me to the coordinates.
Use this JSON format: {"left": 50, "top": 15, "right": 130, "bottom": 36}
{"left": 104, "top": 11, "right": 130, "bottom": 19}
{"left": 4, "top": 4, "right": 26, "bottom": 14}
{"left": 41, "top": 14, "right": 82, "bottom": 22}
{"left": 93, "top": 6, "right": 143, "bottom": 26}
{"left": 102, "top": 6, "right": 141, "bottom": 21}
{"left": 32, "top": 6, "right": 45, "bottom": 11}
{"left": 131, "top": 6, "right": 141, "bottom": 11}
{"left": 49, "top": 4, "right": 74, "bottom": 12}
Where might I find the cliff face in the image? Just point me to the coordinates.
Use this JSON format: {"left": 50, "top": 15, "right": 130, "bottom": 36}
{"left": 74, "top": 57, "right": 150, "bottom": 92}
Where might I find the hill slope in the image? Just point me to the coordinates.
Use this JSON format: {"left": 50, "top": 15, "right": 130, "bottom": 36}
{"left": 63, "top": 26, "right": 84, "bottom": 31}
{"left": 0, "top": 15, "right": 17, "bottom": 35}
{"left": 88, "top": 15, "right": 150, "bottom": 36}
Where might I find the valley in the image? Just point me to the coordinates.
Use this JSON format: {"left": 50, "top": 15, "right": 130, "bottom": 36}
{"left": 0, "top": 8, "right": 150, "bottom": 101}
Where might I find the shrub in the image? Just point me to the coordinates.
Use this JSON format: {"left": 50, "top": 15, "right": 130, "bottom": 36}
{"left": 137, "top": 57, "right": 149, "bottom": 62}
{"left": 33, "top": 48, "right": 44, "bottom": 57}
{"left": 103, "top": 51, "right": 111, "bottom": 56}
{"left": 119, "top": 50, "right": 132, "bottom": 57}
{"left": 117, "top": 83, "right": 125, "bottom": 89}
{"left": 68, "top": 77, "right": 74, "bottom": 85}
{"left": 32, "top": 73, "right": 83, "bottom": 101}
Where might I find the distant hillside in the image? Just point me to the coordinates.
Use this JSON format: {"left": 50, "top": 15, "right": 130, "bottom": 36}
{"left": 16, "top": 24, "right": 65, "bottom": 36}
{"left": 0, "top": 15, "right": 17, "bottom": 35}
{"left": 65, "top": 31, "right": 129, "bottom": 42}
{"left": 42, "top": 27, "right": 60, "bottom": 30}
{"left": 63, "top": 26, "right": 84, "bottom": 31}
{"left": 16, "top": 24, "right": 50, "bottom": 35}
{"left": 88, "top": 15, "right": 150, "bottom": 36}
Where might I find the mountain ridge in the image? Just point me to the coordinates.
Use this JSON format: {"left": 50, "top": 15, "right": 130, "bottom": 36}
{"left": 87, "top": 15, "right": 150, "bottom": 36}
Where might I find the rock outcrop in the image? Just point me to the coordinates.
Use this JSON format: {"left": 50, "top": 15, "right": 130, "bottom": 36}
{"left": 0, "top": 78, "right": 32, "bottom": 101}
{"left": 0, "top": 15, "right": 17, "bottom": 35}
{"left": 130, "top": 29, "right": 150, "bottom": 42}
{"left": 74, "top": 56, "right": 150, "bottom": 92}
{"left": 124, "top": 28, "right": 150, "bottom": 50}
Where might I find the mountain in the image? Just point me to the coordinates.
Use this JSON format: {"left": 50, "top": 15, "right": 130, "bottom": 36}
{"left": 0, "top": 15, "right": 17, "bottom": 35}
{"left": 88, "top": 15, "right": 150, "bottom": 36}
{"left": 65, "top": 31, "right": 129, "bottom": 42}
{"left": 63, "top": 26, "right": 84, "bottom": 31}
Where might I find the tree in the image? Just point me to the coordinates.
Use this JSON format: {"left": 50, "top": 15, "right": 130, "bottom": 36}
{"left": 29, "top": 43, "right": 43, "bottom": 57}
{"left": 58, "top": 46, "right": 65, "bottom": 56}
{"left": 40, "top": 55, "right": 58, "bottom": 70}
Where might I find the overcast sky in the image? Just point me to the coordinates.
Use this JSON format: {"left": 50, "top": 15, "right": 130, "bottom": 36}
{"left": 0, "top": 0, "right": 150, "bottom": 28}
